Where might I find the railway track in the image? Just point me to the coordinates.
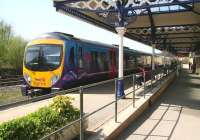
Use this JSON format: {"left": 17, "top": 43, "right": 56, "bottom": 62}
{"left": 0, "top": 75, "right": 24, "bottom": 87}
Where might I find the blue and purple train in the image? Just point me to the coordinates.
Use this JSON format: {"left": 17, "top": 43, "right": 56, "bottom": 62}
{"left": 22, "top": 32, "right": 160, "bottom": 95}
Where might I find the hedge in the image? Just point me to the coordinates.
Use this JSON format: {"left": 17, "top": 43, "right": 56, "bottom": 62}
{"left": 0, "top": 95, "right": 80, "bottom": 140}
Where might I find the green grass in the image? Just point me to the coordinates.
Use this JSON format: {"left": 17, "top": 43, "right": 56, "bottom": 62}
{"left": 0, "top": 88, "right": 27, "bottom": 105}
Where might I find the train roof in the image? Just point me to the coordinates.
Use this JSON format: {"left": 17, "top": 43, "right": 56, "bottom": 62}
{"left": 35, "top": 32, "right": 151, "bottom": 56}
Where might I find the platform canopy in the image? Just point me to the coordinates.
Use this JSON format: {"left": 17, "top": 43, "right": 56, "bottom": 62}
{"left": 53, "top": 0, "right": 200, "bottom": 56}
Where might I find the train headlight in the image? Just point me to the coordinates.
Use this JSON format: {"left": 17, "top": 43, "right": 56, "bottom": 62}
{"left": 51, "top": 75, "right": 59, "bottom": 85}
{"left": 24, "top": 74, "right": 31, "bottom": 84}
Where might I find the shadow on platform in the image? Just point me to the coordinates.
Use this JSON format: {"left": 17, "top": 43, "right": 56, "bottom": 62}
{"left": 117, "top": 70, "right": 200, "bottom": 140}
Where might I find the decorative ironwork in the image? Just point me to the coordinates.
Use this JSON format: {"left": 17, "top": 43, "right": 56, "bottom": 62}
{"left": 129, "top": 25, "right": 200, "bottom": 35}
{"left": 97, "top": 8, "right": 137, "bottom": 26}
{"left": 53, "top": 0, "right": 200, "bottom": 51}
{"left": 67, "top": 0, "right": 116, "bottom": 10}
{"left": 61, "top": 0, "right": 195, "bottom": 11}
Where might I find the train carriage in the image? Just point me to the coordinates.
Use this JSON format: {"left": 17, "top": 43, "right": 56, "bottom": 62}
{"left": 22, "top": 32, "right": 156, "bottom": 95}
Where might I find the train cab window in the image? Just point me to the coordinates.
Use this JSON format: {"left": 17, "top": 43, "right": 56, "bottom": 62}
{"left": 69, "top": 47, "right": 74, "bottom": 66}
{"left": 25, "top": 45, "right": 62, "bottom": 71}
{"left": 78, "top": 47, "right": 84, "bottom": 68}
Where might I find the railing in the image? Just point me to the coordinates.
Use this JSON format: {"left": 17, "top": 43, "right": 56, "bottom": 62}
{"left": 38, "top": 67, "right": 174, "bottom": 140}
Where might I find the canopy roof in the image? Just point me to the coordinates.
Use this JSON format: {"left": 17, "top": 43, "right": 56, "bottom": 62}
{"left": 53, "top": 0, "right": 200, "bottom": 56}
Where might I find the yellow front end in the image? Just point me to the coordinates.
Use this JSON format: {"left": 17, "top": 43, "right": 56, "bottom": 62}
{"left": 23, "top": 39, "right": 65, "bottom": 88}
{"left": 23, "top": 65, "right": 63, "bottom": 88}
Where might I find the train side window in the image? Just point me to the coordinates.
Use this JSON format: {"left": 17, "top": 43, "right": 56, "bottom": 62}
{"left": 78, "top": 47, "right": 84, "bottom": 68}
{"left": 124, "top": 53, "right": 128, "bottom": 69}
{"left": 113, "top": 51, "right": 116, "bottom": 66}
{"left": 91, "top": 51, "right": 99, "bottom": 72}
{"left": 109, "top": 50, "right": 116, "bottom": 67}
{"left": 127, "top": 55, "right": 133, "bottom": 69}
{"left": 137, "top": 56, "right": 144, "bottom": 67}
{"left": 69, "top": 47, "right": 74, "bottom": 66}
{"left": 99, "top": 52, "right": 108, "bottom": 71}
{"left": 109, "top": 51, "right": 112, "bottom": 66}
{"left": 98, "top": 52, "right": 105, "bottom": 71}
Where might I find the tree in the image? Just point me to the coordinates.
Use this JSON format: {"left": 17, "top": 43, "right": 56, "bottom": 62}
{"left": 0, "top": 20, "right": 12, "bottom": 69}
{"left": 6, "top": 36, "right": 27, "bottom": 73}
{"left": 0, "top": 20, "right": 27, "bottom": 75}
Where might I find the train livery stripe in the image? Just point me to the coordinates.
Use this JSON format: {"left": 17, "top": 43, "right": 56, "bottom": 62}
{"left": 28, "top": 39, "right": 64, "bottom": 46}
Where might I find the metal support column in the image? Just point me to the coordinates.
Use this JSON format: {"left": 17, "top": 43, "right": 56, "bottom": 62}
{"left": 132, "top": 74, "right": 135, "bottom": 107}
{"left": 79, "top": 86, "right": 84, "bottom": 140}
{"left": 152, "top": 44, "right": 156, "bottom": 70}
{"left": 116, "top": 27, "right": 126, "bottom": 98}
{"left": 151, "top": 70, "right": 153, "bottom": 92}
{"left": 143, "top": 71, "right": 146, "bottom": 98}
{"left": 115, "top": 79, "right": 118, "bottom": 122}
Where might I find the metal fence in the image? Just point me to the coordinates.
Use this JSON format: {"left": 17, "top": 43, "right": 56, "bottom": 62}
{"left": 37, "top": 67, "right": 174, "bottom": 140}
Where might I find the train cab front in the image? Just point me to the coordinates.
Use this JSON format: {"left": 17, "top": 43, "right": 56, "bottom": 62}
{"left": 22, "top": 39, "right": 64, "bottom": 96}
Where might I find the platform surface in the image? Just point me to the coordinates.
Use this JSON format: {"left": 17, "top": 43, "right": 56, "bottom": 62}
{"left": 117, "top": 70, "right": 200, "bottom": 140}
{"left": 0, "top": 77, "right": 141, "bottom": 129}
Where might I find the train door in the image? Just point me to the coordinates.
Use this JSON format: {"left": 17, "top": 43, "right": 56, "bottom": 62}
{"left": 77, "top": 45, "right": 84, "bottom": 69}
{"left": 76, "top": 44, "right": 88, "bottom": 80}
{"left": 109, "top": 48, "right": 116, "bottom": 78}
{"left": 66, "top": 40, "right": 77, "bottom": 69}
{"left": 91, "top": 51, "right": 99, "bottom": 73}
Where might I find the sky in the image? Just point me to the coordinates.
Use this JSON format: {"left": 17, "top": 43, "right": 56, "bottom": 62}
{"left": 0, "top": 0, "right": 160, "bottom": 54}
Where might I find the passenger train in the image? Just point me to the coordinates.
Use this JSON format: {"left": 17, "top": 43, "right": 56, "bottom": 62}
{"left": 22, "top": 32, "right": 165, "bottom": 95}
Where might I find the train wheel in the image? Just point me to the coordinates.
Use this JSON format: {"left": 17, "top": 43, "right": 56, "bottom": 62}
{"left": 20, "top": 86, "right": 28, "bottom": 96}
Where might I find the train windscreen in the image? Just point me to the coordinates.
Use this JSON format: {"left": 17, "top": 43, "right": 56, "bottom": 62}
{"left": 25, "top": 44, "right": 62, "bottom": 71}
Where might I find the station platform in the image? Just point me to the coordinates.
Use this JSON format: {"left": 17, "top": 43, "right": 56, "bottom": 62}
{"left": 0, "top": 77, "right": 141, "bottom": 129}
{"left": 116, "top": 70, "right": 200, "bottom": 140}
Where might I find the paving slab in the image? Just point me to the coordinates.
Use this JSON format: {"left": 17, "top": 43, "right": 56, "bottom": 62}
{"left": 133, "top": 119, "right": 159, "bottom": 135}
{"left": 117, "top": 70, "right": 200, "bottom": 140}
{"left": 170, "top": 108, "right": 200, "bottom": 140}
{"left": 85, "top": 72, "right": 175, "bottom": 140}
